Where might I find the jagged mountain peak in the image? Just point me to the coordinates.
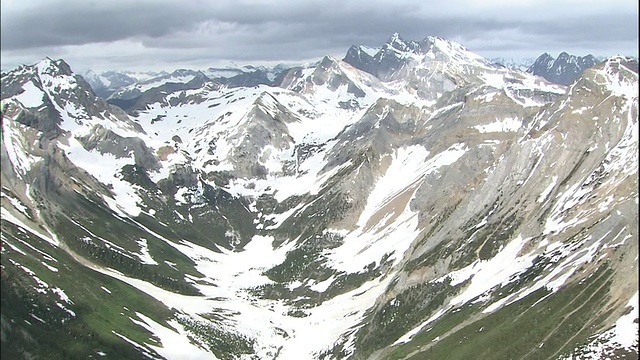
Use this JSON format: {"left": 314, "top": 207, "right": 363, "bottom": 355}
{"left": 420, "top": 35, "right": 491, "bottom": 65}
{"left": 35, "top": 57, "right": 74, "bottom": 77}
{"left": 377, "top": 33, "right": 484, "bottom": 63}
{"left": 388, "top": 31, "right": 402, "bottom": 42}
{"left": 540, "top": 51, "right": 553, "bottom": 58}
{"left": 2, "top": 57, "right": 75, "bottom": 93}
{"left": 343, "top": 33, "right": 496, "bottom": 92}
{"left": 527, "top": 51, "right": 601, "bottom": 85}
{"left": 81, "top": 69, "right": 139, "bottom": 98}
{"left": 318, "top": 54, "right": 342, "bottom": 68}
{"left": 383, "top": 32, "right": 422, "bottom": 54}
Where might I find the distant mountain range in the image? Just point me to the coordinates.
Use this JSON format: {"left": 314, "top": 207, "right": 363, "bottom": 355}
{"left": 83, "top": 64, "right": 296, "bottom": 101}
{"left": 489, "top": 57, "right": 537, "bottom": 71}
{"left": 83, "top": 50, "right": 612, "bottom": 104}
{"left": 526, "top": 52, "right": 601, "bottom": 85}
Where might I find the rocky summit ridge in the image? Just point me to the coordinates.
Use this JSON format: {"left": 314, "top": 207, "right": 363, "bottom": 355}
{"left": 527, "top": 52, "right": 601, "bottom": 86}
{"left": 1, "top": 35, "right": 638, "bottom": 360}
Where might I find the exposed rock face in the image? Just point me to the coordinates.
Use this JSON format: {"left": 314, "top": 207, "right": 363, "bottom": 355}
{"left": 527, "top": 52, "right": 601, "bottom": 85}
{"left": 1, "top": 36, "right": 638, "bottom": 360}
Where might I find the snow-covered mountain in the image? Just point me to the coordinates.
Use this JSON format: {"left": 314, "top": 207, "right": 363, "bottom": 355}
{"left": 205, "top": 63, "right": 294, "bottom": 87}
{"left": 83, "top": 69, "right": 167, "bottom": 98}
{"left": 1, "top": 36, "right": 638, "bottom": 360}
{"left": 103, "top": 65, "right": 298, "bottom": 116}
{"left": 490, "top": 57, "right": 536, "bottom": 71}
{"left": 527, "top": 52, "right": 601, "bottom": 85}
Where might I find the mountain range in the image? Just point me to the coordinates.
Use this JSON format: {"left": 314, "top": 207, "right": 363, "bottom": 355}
{"left": 1, "top": 33, "right": 638, "bottom": 360}
{"left": 83, "top": 50, "right": 605, "bottom": 105}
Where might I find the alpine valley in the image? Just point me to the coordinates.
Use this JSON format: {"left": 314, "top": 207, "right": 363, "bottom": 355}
{"left": 1, "top": 33, "right": 638, "bottom": 360}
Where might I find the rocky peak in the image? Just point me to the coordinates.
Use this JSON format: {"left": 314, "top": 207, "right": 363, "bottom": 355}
{"left": 528, "top": 52, "right": 602, "bottom": 85}
{"left": 318, "top": 55, "right": 340, "bottom": 70}
{"left": 384, "top": 32, "right": 421, "bottom": 54}
{"left": 343, "top": 45, "right": 379, "bottom": 74}
{"left": 579, "top": 54, "right": 599, "bottom": 68}
{"left": 557, "top": 51, "right": 571, "bottom": 61}
{"left": 530, "top": 52, "right": 554, "bottom": 70}
{"left": 36, "top": 57, "right": 74, "bottom": 78}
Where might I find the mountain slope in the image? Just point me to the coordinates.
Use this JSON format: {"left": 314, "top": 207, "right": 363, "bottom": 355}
{"left": 1, "top": 37, "right": 638, "bottom": 360}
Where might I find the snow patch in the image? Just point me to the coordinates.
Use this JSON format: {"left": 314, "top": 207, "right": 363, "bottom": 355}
{"left": 473, "top": 117, "right": 522, "bottom": 133}
{"left": 130, "top": 312, "right": 214, "bottom": 360}
{"left": 15, "top": 81, "right": 44, "bottom": 108}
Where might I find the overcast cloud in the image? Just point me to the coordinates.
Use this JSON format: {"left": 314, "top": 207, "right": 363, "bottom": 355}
{"left": 1, "top": 0, "right": 638, "bottom": 72}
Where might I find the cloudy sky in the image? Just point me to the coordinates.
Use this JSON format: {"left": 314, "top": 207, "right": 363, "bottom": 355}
{"left": 1, "top": 0, "right": 638, "bottom": 73}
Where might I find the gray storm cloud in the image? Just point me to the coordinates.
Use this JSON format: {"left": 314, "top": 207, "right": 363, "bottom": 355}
{"left": 1, "top": 0, "right": 637, "bottom": 71}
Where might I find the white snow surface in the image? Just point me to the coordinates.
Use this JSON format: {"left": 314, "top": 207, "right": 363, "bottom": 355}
{"left": 594, "top": 57, "right": 638, "bottom": 99}
{"left": 113, "top": 73, "right": 197, "bottom": 96}
{"left": 15, "top": 81, "right": 44, "bottom": 108}
{"left": 537, "top": 176, "right": 558, "bottom": 203}
{"left": 130, "top": 312, "right": 214, "bottom": 360}
{"left": 85, "top": 233, "right": 399, "bottom": 359}
{"left": 393, "top": 307, "right": 447, "bottom": 345}
{"left": 613, "top": 291, "right": 639, "bottom": 348}
{"left": 473, "top": 117, "right": 522, "bottom": 133}
{"left": 1, "top": 207, "right": 59, "bottom": 246}
{"left": 135, "top": 238, "right": 158, "bottom": 265}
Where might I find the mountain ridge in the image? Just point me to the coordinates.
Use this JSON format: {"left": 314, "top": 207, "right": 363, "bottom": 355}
{"left": 527, "top": 52, "right": 601, "bottom": 85}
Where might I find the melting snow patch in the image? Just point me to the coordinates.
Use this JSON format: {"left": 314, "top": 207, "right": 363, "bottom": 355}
{"left": 2, "top": 238, "right": 28, "bottom": 255}
{"left": 1, "top": 208, "right": 58, "bottom": 246}
{"left": 446, "top": 235, "right": 536, "bottom": 306}
{"left": 613, "top": 292, "right": 639, "bottom": 348}
{"left": 559, "top": 291, "right": 639, "bottom": 359}
{"left": 226, "top": 143, "right": 350, "bottom": 203}
{"left": 2, "top": 192, "right": 30, "bottom": 217}
{"left": 52, "top": 287, "right": 72, "bottom": 304}
{"left": 328, "top": 144, "right": 468, "bottom": 274}
{"left": 310, "top": 275, "right": 336, "bottom": 292}
{"left": 393, "top": 307, "right": 448, "bottom": 345}
{"left": 473, "top": 117, "right": 521, "bottom": 133}
{"left": 537, "top": 176, "right": 558, "bottom": 203}
{"left": 135, "top": 238, "right": 158, "bottom": 265}
{"left": 130, "top": 312, "right": 213, "bottom": 360}
{"left": 15, "top": 81, "right": 44, "bottom": 108}
{"left": 41, "top": 262, "right": 59, "bottom": 272}
{"left": 356, "top": 144, "right": 466, "bottom": 228}
{"left": 112, "top": 331, "right": 158, "bottom": 359}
